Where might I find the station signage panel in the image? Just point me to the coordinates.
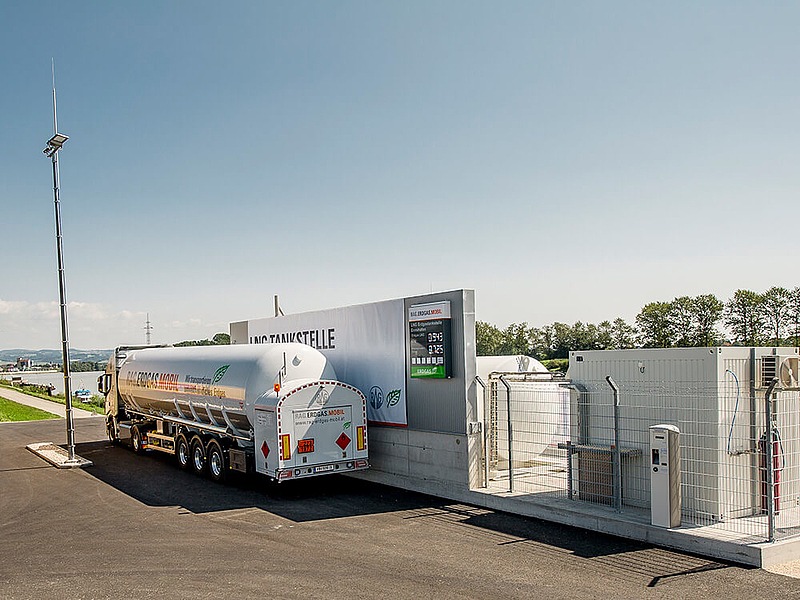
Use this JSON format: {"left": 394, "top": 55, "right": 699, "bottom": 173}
{"left": 409, "top": 301, "right": 452, "bottom": 379}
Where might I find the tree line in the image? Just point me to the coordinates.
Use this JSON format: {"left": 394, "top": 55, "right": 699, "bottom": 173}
{"left": 477, "top": 286, "right": 800, "bottom": 359}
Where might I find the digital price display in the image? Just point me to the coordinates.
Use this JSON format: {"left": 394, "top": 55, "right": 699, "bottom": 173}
{"left": 409, "top": 301, "right": 452, "bottom": 379}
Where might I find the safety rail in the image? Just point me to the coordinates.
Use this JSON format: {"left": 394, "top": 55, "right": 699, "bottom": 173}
{"left": 475, "top": 368, "right": 800, "bottom": 546}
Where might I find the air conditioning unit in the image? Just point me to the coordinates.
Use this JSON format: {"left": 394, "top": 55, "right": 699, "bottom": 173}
{"left": 759, "top": 355, "right": 800, "bottom": 390}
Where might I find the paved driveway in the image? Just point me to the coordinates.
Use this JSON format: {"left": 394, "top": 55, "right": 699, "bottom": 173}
{"left": 0, "top": 385, "right": 97, "bottom": 419}
{"left": 1, "top": 419, "right": 798, "bottom": 599}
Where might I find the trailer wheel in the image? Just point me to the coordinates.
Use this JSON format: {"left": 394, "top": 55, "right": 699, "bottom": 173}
{"left": 206, "top": 439, "right": 227, "bottom": 483}
{"left": 106, "top": 418, "right": 118, "bottom": 444}
{"left": 190, "top": 436, "right": 206, "bottom": 475}
{"left": 176, "top": 434, "right": 191, "bottom": 470}
{"left": 131, "top": 425, "right": 145, "bottom": 454}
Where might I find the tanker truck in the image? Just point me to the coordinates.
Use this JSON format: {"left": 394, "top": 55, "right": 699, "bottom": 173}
{"left": 98, "top": 343, "right": 368, "bottom": 482}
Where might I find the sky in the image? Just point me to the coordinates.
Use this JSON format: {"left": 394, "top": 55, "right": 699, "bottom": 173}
{"left": 2, "top": 2, "right": 800, "bottom": 350}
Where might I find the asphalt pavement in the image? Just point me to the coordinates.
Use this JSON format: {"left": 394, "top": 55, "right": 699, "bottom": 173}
{"left": 2, "top": 418, "right": 800, "bottom": 600}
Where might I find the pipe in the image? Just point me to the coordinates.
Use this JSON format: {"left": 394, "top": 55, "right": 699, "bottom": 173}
{"left": 765, "top": 377, "right": 778, "bottom": 543}
{"left": 606, "top": 376, "right": 622, "bottom": 512}
{"left": 475, "top": 376, "right": 488, "bottom": 488}
{"left": 500, "top": 375, "right": 513, "bottom": 493}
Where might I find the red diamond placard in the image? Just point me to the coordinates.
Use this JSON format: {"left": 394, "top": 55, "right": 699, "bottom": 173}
{"left": 335, "top": 432, "right": 351, "bottom": 450}
{"left": 261, "top": 441, "right": 270, "bottom": 458}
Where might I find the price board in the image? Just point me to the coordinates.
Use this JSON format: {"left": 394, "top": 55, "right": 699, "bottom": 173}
{"left": 408, "top": 301, "right": 452, "bottom": 379}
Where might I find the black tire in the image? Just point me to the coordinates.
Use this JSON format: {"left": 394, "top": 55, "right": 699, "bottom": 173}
{"left": 131, "top": 425, "right": 145, "bottom": 454}
{"left": 190, "top": 435, "right": 206, "bottom": 476}
{"left": 175, "top": 433, "right": 191, "bottom": 470}
{"left": 106, "top": 418, "right": 118, "bottom": 444}
{"left": 206, "top": 439, "right": 227, "bottom": 483}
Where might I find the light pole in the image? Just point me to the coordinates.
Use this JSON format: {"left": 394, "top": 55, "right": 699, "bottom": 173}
{"left": 43, "top": 80, "right": 77, "bottom": 463}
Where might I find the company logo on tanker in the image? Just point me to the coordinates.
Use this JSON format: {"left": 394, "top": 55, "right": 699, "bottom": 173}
{"left": 128, "top": 371, "right": 180, "bottom": 391}
{"left": 212, "top": 364, "right": 230, "bottom": 384}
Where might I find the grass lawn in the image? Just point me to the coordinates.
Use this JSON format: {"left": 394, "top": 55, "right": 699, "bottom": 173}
{"left": 0, "top": 396, "right": 59, "bottom": 422}
{"left": 0, "top": 380, "right": 105, "bottom": 415}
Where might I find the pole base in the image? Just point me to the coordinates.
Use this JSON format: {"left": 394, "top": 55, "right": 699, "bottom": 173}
{"left": 26, "top": 442, "right": 92, "bottom": 469}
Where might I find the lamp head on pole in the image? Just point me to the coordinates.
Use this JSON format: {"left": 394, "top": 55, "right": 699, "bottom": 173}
{"left": 43, "top": 132, "right": 68, "bottom": 157}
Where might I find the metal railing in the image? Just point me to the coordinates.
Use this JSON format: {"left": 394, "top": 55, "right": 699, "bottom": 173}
{"left": 477, "top": 371, "right": 800, "bottom": 545}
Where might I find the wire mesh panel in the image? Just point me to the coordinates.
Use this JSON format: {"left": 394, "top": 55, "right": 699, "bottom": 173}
{"left": 481, "top": 355, "right": 800, "bottom": 545}
{"left": 485, "top": 373, "right": 570, "bottom": 497}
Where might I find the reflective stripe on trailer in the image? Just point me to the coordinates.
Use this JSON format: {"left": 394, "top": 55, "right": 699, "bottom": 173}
{"left": 279, "top": 433, "right": 291, "bottom": 460}
{"left": 357, "top": 425, "right": 366, "bottom": 451}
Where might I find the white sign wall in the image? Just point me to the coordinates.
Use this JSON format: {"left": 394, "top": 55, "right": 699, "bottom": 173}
{"left": 241, "top": 299, "right": 407, "bottom": 426}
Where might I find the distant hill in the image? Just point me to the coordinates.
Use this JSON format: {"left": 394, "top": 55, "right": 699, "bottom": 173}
{"left": 0, "top": 349, "right": 112, "bottom": 364}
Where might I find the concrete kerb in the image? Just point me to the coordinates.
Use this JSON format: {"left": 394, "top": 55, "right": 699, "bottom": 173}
{"left": 351, "top": 469, "right": 800, "bottom": 569}
{"left": 26, "top": 441, "right": 93, "bottom": 469}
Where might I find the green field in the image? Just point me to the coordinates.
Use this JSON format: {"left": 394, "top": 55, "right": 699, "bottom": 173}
{"left": 0, "top": 396, "right": 59, "bottom": 422}
{"left": 0, "top": 379, "right": 105, "bottom": 415}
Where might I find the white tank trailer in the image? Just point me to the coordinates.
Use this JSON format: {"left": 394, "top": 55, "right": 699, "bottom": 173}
{"left": 99, "top": 343, "right": 368, "bottom": 483}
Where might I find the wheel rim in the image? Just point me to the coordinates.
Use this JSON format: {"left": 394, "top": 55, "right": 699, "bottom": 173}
{"left": 133, "top": 430, "right": 140, "bottom": 451}
{"left": 210, "top": 449, "right": 222, "bottom": 478}
{"left": 193, "top": 446, "right": 204, "bottom": 471}
{"left": 178, "top": 442, "right": 188, "bottom": 466}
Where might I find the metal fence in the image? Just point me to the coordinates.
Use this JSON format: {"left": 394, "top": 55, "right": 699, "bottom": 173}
{"left": 478, "top": 372, "right": 800, "bottom": 545}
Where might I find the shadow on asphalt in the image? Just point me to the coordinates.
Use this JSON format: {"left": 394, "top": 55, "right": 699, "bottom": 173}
{"left": 401, "top": 503, "right": 746, "bottom": 586}
{"left": 76, "top": 439, "right": 441, "bottom": 521}
{"left": 76, "top": 438, "right": 746, "bottom": 586}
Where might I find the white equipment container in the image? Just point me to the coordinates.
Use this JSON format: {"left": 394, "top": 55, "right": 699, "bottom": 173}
{"left": 650, "top": 424, "right": 681, "bottom": 528}
{"left": 568, "top": 347, "right": 800, "bottom": 522}
{"left": 101, "top": 343, "right": 368, "bottom": 482}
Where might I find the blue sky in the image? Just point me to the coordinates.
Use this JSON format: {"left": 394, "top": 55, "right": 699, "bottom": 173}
{"left": 2, "top": 2, "right": 799, "bottom": 349}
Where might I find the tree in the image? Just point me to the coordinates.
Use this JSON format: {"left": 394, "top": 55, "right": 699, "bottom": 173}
{"left": 636, "top": 302, "right": 675, "bottom": 348}
{"left": 500, "top": 322, "right": 532, "bottom": 355}
{"left": 692, "top": 294, "right": 724, "bottom": 346}
{"left": 611, "top": 317, "right": 637, "bottom": 349}
{"left": 761, "top": 286, "right": 792, "bottom": 345}
{"left": 596, "top": 321, "right": 614, "bottom": 349}
{"left": 670, "top": 296, "right": 695, "bottom": 347}
{"left": 175, "top": 333, "right": 231, "bottom": 347}
{"left": 725, "top": 289, "right": 765, "bottom": 346}
{"left": 212, "top": 333, "right": 231, "bottom": 345}
{"left": 789, "top": 287, "right": 800, "bottom": 347}
{"left": 476, "top": 321, "right": 503, "bottom": 356}
{"left": 548, "top": 322, "right": 574, "bottom": 358}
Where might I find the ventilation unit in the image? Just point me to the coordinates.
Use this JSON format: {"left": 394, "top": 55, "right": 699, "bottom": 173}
{"left": 758, "top": 355, "right": 800, "bottom": 390}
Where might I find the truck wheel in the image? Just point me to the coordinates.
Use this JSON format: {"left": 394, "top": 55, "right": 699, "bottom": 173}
{"left": 106, "top": 418, "right": 118, "bottom": 443}
{"left": 206, "top": 439, "right": 227, "bottom": 483}
{"left": 190, "top": 436, "right": 206, "bottom": 475}
{"left": 131, "top": 425, "right": 145, "bottom": 454}
{"left": 176, "top": 434, "right": 191, "bottom": 470}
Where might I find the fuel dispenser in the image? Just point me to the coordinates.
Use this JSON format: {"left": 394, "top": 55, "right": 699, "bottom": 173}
{"left": 650, "top": 424, "right": 681, "bottom": 528}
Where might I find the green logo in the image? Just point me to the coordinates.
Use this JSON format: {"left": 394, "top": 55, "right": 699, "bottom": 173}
{"left": 343, "top": 421, "right": 351, "bottom": 429}
{"left": 212, "top": 365, "right": 230, "bottom": 384}
{"left": 387, "top": 389, "right": 402, "bottom": 407}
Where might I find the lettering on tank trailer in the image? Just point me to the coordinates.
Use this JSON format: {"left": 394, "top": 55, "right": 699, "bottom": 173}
{"left": 125, "top": 370, "right": 227, "bottom": 398}
{"left": 293, "top": 408, "right": 347, "bottom": 427}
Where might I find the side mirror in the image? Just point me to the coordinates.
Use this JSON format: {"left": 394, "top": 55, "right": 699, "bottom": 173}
{"left": 97, "top": 373, "right": 112, "bottom": 395}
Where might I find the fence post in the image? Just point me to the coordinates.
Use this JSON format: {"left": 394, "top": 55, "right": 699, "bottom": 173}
{"left": 500, "top": 375, "right": 513, "bottom": 493}
{"left": 475, "top": 376, "right": 488, "bottom": 488}
{"left": 765, "top": 377, "right": 778, "bottom": 543}
{"left": 606, "top": 376, "right": 622, "bottom": 512}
